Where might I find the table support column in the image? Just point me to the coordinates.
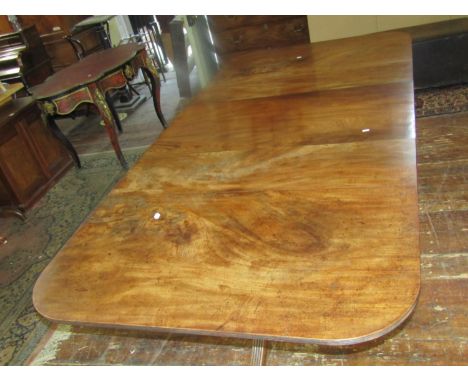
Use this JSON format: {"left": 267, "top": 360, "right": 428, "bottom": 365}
{"left": 250, "top": 338, "right": 267, "bottom": 366}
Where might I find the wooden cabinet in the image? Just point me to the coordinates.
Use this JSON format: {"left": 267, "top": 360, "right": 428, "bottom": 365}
{"left": 14, "top": 16, "right": 100, "bottom": 72}
{"left": 208, "top": 16, "right": 309, "bottom": 57}
{"left": 0, "top": 97, "right": 72, "bottom": 217}
{"left": 40, "top": 31, "right": 80, "bottom": 72}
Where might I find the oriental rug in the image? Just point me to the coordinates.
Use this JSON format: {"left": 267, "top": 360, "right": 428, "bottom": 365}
{"left": 0, "top": 148, "right": 145, "bottom": 365}
{"left": 415, "top": 84, "right": 468, "bottom": 118}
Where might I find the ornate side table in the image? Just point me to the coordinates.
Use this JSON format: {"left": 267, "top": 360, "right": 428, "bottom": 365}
{"left": 30, "top": 43, "right": 167, "bottom": 168}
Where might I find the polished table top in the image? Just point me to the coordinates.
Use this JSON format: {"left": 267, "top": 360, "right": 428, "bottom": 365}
{"left": 30, "top": 43, "right": 144, "bottom": 99}
{"left": 33, "top": 31, "right": 420, "bottom": 345}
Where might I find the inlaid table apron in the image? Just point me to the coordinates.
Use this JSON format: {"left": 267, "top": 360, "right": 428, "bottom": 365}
{"left": 33, "top": 32, "right": 420, "bottom": 346}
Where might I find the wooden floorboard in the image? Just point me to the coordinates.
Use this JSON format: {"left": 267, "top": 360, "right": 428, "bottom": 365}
{"left": 25, "top": 107, "right": 467, "bottom": 365}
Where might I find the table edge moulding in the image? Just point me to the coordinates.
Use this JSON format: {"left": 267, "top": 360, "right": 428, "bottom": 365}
{"left": 32, "top": 31, "right": 421, "bottom": 348}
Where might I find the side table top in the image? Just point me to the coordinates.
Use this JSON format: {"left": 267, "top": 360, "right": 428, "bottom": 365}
{"left": 30, "top": 43, "right": 144, "bottom": 99}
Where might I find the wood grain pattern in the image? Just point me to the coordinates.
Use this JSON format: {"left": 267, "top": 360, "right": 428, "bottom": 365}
{"left": 25, "top": 107, "right": 467, "bottom": 367}
{"left": 0, "top": 98, "right": 72, "bottom": 212}
{"left": 210, "top": 16, "right": 309, "bottom": 55}
{"left": 0, "top": 16, "right": 13, "bottom": 34}
{"left": 33, "top": 32, "right": 420, "bottom": 345}
{"left": 265, "top": 110, "right": 468, "bottom": 365}
{"left": 199, "top": 32, "right": 412, "bottom": 102}
{"left": 208, "top": 16, "right": 296, "bottom": 32}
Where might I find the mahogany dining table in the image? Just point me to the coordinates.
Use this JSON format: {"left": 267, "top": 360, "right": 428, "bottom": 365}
{"left": 30, "top": 43, "right": 167, "bottom": 169}
{"left": 33, "top": 31, "right": 420, "bottom": 363}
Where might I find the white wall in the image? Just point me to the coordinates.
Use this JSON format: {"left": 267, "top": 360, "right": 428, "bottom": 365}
{"left": 307, "top": 15, "right": 466, "bottom": 42}
{"left": 108, "top": 16, "right": 133, "bottom": 47}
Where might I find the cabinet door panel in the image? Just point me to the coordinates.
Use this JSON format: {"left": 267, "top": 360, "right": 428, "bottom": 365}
{"left": 0, "top": 131, "right": 47, "bottom": 204}
{"left": 21, "top": 108, "right": 70, "bottom": 176}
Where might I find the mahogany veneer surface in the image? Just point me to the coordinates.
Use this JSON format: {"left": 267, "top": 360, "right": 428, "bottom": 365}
{"left": 33, "top": 32, "right": 420, "bottom": 345}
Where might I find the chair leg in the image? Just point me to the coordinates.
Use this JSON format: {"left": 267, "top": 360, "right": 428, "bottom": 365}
{"left": 128, "top": 83, "right": 140, "bottom": 96}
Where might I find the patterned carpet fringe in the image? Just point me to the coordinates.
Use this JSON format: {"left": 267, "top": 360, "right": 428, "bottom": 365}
{"left": 415, "top": 84, "right": 468, "bottom": 118}
{"left": 0, "top": 149, "right": 145, "bottom": 365}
